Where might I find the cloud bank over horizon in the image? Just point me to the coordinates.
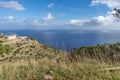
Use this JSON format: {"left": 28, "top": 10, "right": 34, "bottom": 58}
{"left": 0, "top": 0, "right": 120, "bottom": 31}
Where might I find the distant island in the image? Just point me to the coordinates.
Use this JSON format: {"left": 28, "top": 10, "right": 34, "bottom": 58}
{"left": 0, "top": 32, "right": 120, "bottom": 80}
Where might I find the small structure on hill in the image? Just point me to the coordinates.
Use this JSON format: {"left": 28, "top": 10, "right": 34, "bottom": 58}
{"left": 5, "top": 34, "right": 17, "bottom": 40}
{"left": 18, "top": 36, "right": 27, "bottom": 39}
{"left": 0, "top": 33, "right": 3, "bottom": 36}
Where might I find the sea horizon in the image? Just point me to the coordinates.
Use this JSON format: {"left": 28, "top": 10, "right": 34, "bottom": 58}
{"left": 1, "top": 29, "right": 120, "bottom": 52}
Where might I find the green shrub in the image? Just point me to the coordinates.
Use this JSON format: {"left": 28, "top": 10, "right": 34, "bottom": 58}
{"left": 0, "top": 45, "right": 13, "bottom": 55}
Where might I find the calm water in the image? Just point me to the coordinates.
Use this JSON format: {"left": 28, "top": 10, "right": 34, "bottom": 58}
{"left": 0, "top": 30, "right": 120, "bottom": 51}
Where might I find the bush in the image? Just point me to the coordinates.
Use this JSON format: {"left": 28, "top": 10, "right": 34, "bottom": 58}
{"left": 30, "top": 38, "right": 36, "bottom": 40}
{"left": 0, "top": 45, "right": 13, "bottom": 55}
{"left": 71, "top": 43, "right": 120, "bottom": 62}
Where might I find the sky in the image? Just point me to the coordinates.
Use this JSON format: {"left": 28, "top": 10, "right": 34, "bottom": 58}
{"left": 0, "top": 0, "right": 120, "bottom": 31}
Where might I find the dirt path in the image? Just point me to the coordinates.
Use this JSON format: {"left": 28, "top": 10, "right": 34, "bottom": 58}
{"left": 98, "top": 67, "right": 120, "bottom": 71}
{"left": 0, "top": 42, "right": 33, "bottom": 64}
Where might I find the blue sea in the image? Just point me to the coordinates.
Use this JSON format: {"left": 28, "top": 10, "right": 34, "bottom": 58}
{"left": 0, "top": 30, "right": 120, "bottom": 52}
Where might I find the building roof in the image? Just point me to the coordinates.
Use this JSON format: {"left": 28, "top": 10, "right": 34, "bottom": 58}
{"left": 0, "top": 33, "right": 3, "bottom": 35}
{"left": 4, "top": 34, "right": 17, "bottom": 37}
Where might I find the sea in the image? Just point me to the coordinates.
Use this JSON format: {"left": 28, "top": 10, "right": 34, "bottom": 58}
{"left": 0, "top": 30, "right": 120, "bottom": 52}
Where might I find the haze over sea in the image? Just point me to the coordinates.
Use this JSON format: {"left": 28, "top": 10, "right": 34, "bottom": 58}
{"left": 0, "top": 30, "right": 120, "bottom": 52}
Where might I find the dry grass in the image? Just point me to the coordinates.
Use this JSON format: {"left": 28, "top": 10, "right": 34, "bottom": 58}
{"left": 0, "top": 39, "right": 120, "bottom": 80}
{"left": 0, "top": 54, "right": 120, "bottom": 80}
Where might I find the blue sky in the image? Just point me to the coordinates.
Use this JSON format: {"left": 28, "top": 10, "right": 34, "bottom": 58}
{"left": 0, "top": 0, "right": 120, "bottom": 31}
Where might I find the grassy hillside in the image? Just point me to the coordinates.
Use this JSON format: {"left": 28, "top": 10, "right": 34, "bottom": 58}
{"left": 71, "top": 42, "right": 120, "bottom": 63}
{"left": 0, "top": 39, "right": 120, "bottom": 80}
{"left": 0, "top": 54, "right": 120, "bottom": 80}
{"left": 0, "top": 38, "right": 63, "bottom": 63}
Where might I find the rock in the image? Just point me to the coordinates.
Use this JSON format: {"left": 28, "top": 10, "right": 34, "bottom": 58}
{"left": 44, "top": 70, "right": 54, "bottom": 80}
{"left": 44, "top": 74, "right": 53, "bottom": 80}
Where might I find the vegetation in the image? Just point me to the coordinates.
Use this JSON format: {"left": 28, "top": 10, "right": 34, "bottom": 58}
{"left": 0, "top": 45, "right": 13, "bottom": 55}
{"left": 113, "top": 8, "right": 120, "bottom": 18}
{"left": 0, "top": 36, "right": 3, "bottom": 38}
{"left": 0, "top": 54, "right": 120, "bottom": 80}
{"left": 0, "top": 40, "right": 3, "bottom": 43}
{"left": 71, "top": 42, "right": 120, "bottom": 63}
{"left": 0, "top": 37, "right": 120, "bottom": 80}
{"left": 30, "top": 37, "right": 36, "bottom": 40}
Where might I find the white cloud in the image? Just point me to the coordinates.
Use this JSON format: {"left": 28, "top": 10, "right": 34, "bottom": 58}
{"left": 66, "top": 10, "right": 120, "bottom": 30}
{"left": 88, "top": 0, "right": 120, "bottom": 30}
{"left": 0, "top": 15, "right": 22, "bottom": 30}
{"left": 94, "top": 11, "right": 120, "bottom": 26}
{"left": 5, "top": 16, "right": 15, "bottom": 20}
{"left": 69, "top": 19, "right": 90, "bottom": 26}
{"left": 91, "top": 0, "right": 120, "bottom": 9}
{"left": 0, "top": 13, "right": 56, "bottom": 29}
{"left": 0, "top": 16, "right": 19, "bottom": 21}
{"left": 48, "top": 3, "right": 55, "bottom": 8}
{"left": 0, "top": 1, "right": 25, "bottom": 11}
{"left": 24, "top": 13, "right": 54, "bottom": 26}
{"left": 44, "top": 13, "right": 54, "bottom": 20}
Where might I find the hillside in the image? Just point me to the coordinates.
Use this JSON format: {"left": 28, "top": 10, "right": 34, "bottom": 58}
{"left": 0, "top": 35, "right": 120, "bottom": 80}
{"left": 71, "top": 42, "right": 120, "bottom": 63}
{"left": 0, "top": 36, "right": 64, "bottom": 64}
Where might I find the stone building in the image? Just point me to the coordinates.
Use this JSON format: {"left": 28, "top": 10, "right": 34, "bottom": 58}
{"left": 5, "top": 34, "right": 17, "bottom": 40}
{"left": 0, "top": 33, "right": 3, "bottom": 36}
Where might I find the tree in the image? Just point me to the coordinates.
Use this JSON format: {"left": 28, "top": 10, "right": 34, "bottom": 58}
{"left": 113, "top": 8, "right": 120, "bottom": 18}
